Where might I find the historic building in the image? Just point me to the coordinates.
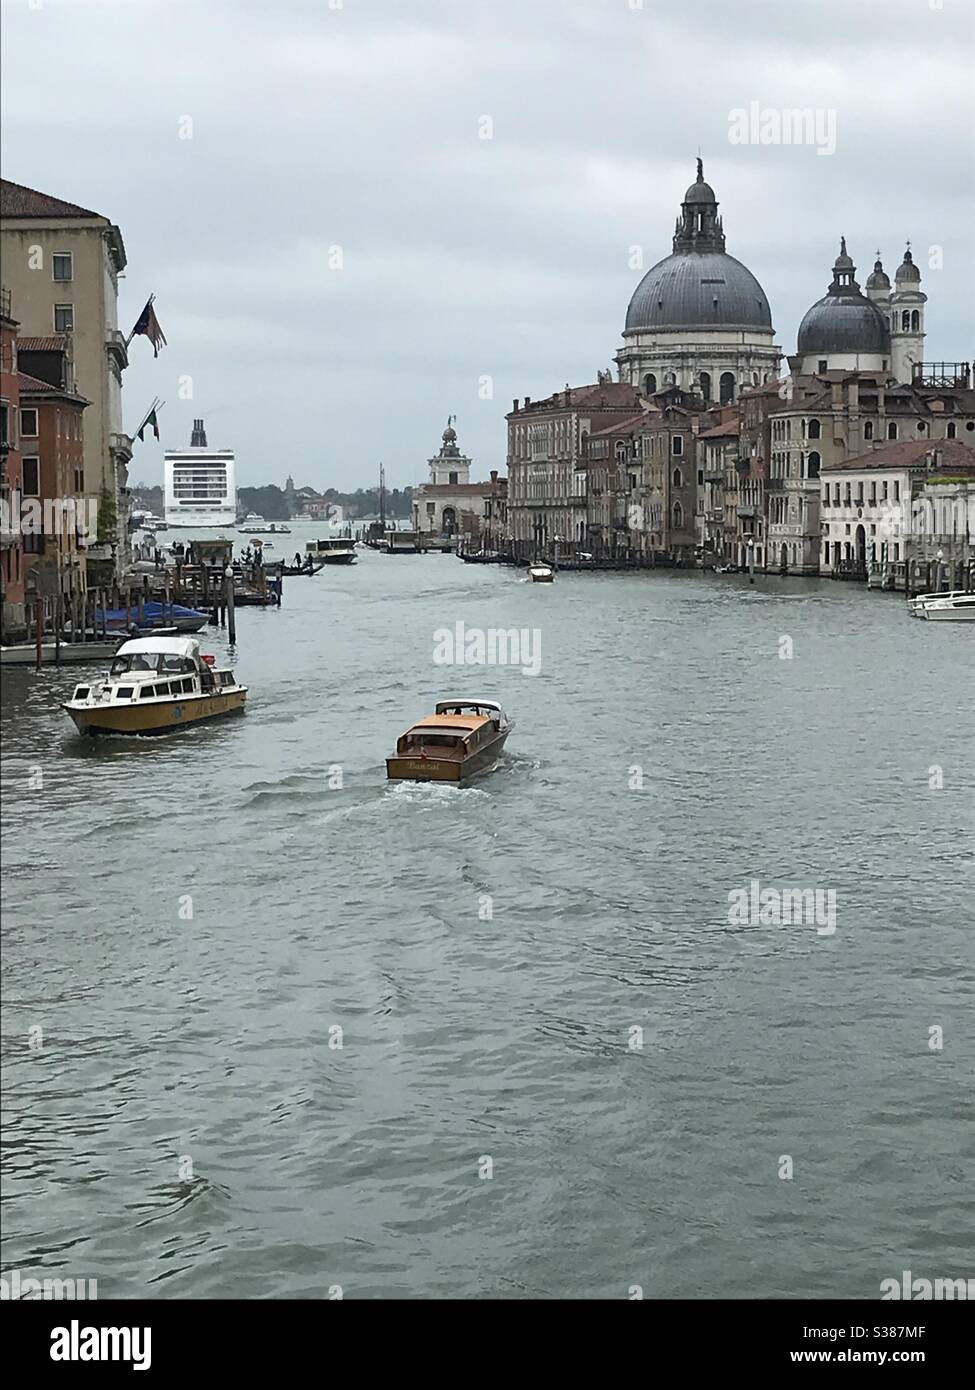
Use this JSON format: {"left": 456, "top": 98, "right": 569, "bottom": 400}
{"left": 0, "top": 179, "right": 131, "bottom": 576}
{"left": 506, "top": 381, "right": 641, "bottom": 559}
{"left": 821, "top": 438, "right": 975, "bottom": 589}
{"left": 1, "top": 286, "right": 26, "bottom": 640}
{"left": 412, "top": 419, "right": 505, "bottom": 541}
{"left": 616, "top": 160, "right": 782, "bottom": 404}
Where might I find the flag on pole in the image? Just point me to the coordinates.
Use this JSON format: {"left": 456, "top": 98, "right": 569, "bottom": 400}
{"left": 137, "top": 407, "right": 160, "bottom": 442}
{"left": 130, "top": 296, "right": 167, "bottom": 356}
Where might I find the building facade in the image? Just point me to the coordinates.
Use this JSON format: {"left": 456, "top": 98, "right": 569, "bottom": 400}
{"left": 506, "top": 381, "right": 642, "bottom": 559}
{"left": 1, "top": 287, "right": 26, "bottom": 639}
{"left": 0, "top": 179, "right": 131, "bottom": 575}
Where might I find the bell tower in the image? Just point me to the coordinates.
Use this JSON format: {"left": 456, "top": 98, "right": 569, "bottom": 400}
{"left": 889, "top": 244, "right": 926, "bottom": 386}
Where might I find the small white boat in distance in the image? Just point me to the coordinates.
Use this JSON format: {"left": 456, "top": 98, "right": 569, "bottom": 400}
{"left": 910, "top": 591, "right": 975, "bottom": 621}
{"left": 528, "top": 564, "right": 554, "bottom": 583}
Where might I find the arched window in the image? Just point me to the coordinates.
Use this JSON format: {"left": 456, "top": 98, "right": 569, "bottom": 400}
{"left": 947, "top": 422, "right": 956, "bottom": 439}
{"left": 911, "top": 310, "right": 920, "bottom": 332}
{"left": 441, "top": 507, "right": 457, "bottom": 534}
{"left": 672, "top": 468, "right": 683, "bottom": 488}
{"left": 901, "top": 311, "right": 910, "bottom": 331}
{"left": 719, "top": 372, "right": 735, "bottom": 404}
{"left": 887, "top": 422, "right": 898, "bottom": 440}
{"left": 664, "top": 372, "right": 676, "bottom": 387}
{"left": 643, "top": 373, "right": 657, "bottom": 395}
{"left": 699, "top": 372, "right": 711, "bottom": 402}
{"left": 672, "top": 501, "right": 683, "bottom": 530}
{"left": 807, "top": 451, "right": 821, "bottom": 480}
{"left": 752, "top": 372, "right": 759, "bottom": 386}
{"left": 864, "top": 420, "right": 874, "bottom": 440}
{"left": 807, "top": 418, "right": 821, "bottom": 439}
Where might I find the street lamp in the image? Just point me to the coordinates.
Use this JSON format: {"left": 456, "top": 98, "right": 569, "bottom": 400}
{"left": 746, "top": 538, "right": 756, "bottom": 585}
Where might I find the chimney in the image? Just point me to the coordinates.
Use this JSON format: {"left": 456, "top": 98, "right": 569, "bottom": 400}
{"left": 512, "top": 399, "right": 519, "bottom": 413}
{"left": 524, "top": 396, "right": 531, "bottom": 407}
{"left": 191, "top": 418, "right": 207, "bottom": 447}
{"left": 490, "top": 469, "right": 498, "bottom": 485}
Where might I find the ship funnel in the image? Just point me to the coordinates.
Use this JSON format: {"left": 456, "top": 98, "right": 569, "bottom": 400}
{"left": 190, "top": 418, "right": 208, "bottom": 447}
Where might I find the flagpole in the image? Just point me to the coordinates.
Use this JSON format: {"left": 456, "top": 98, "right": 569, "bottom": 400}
{"left": 133, "top": 396, "right": 163, "bottom": 441}
{"left": 124, "top": 294, "right": 154, "bottom": 350}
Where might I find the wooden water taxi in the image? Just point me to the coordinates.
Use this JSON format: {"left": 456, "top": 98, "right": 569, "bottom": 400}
{"left": 307, "top": 537, "right": 356, "bottom": 565}
{"left": 386, "top": 700, "right": 513, "bottom": 782}
{"left": 62, "top": 635, "right": 246, "bottom": 736}
{"left": 528, "top": 563, "right": 554, "bottom": 583}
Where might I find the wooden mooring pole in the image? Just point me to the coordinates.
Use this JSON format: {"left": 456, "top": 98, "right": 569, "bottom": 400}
{"left": 225, "top": 565, "right": 236, "bottom": 645}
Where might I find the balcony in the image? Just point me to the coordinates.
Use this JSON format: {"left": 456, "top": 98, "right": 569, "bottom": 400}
{"left": 105, "top": 330, "right": 129, "bottom": 373}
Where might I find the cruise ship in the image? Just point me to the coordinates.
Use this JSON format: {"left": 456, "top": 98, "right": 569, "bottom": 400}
{"left": 164, "top": 419, "right": 236, "bottom": 529}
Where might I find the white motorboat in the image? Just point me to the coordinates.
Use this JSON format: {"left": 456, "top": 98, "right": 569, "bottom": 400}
{"left": 910, "top": 591, "right": 975, "bottom": 621}
{"left": 528, "top": 564, "right": 554, "bottom": 583}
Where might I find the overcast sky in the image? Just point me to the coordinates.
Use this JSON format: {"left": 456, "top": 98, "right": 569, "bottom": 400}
{"left": 3, "top": 0, "right": 973, "bottom": 490}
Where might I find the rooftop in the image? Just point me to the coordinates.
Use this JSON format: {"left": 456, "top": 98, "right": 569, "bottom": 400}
{"left": 1, "top": 178, "right": 99, "bottom": 219}
{"left": 822, "top": 439, "right": 975, "bottom": 473}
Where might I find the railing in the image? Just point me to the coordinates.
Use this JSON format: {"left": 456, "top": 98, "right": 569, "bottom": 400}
{"left": 0, "top": 286, "right": 11, "bottom": 319}
{"left": 912, "top": 362, "right": 971, "bottom": 389}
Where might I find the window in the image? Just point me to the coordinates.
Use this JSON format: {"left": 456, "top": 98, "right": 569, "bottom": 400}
{"left": 20, "top": 408, "right": 38, "bottom": 437}
{"left": 917, "top": 421, "right": 926, "bottom": 433}
{"left": 672, "top": 501, "right": 683, "bottom": 529}
{"left": 22, "top": 457, "right": 40, "bottom": 495}
{"left": 699, "top": 372, "right": 711, "bottom": 402}
{"left": 901, "top": 311, "right": 910, "bottom": 331}
{"left": 697, "top": 468, "right": 704, "bottom": 486}
{"left": 116, "top": 687, "right": 135, "bottom": 700}
{"left": 139, "top": 687, "right": 154, "bottom": 700}
{"left": 911, "top": 310, "right": 920, "bottom": 332}
{"left": 864, "top": 420, "right": 873, "bottom": 440}
{"left": 818, "top": 360, "right": 828, "bottom": 374}
{"left": 807, "top": 452, "right": 821, "bottom": 480}
{"left": 719, "top": 372, "right": 735, "bottom": 405}
{"left": 643, "top": 374, "right": 656, "bottom": 395}
{"left": 52, "top": 253, "right": 73, "bottom": 282}
{"left": 448, "top": 471, "right": 458, "bottom": 485}
{"left": 894, "top": 481, "right": 900, "bottom": 502}
{"left": 887, "top": 422, "right": 897, "bottom": 440}
{"left": 947, "top": 422, "right": 956, "bottom": 439}
{"left": 672, "top": 435, "right": 683, "bottom": 456}
{"left": 672, "top": 468, "right": 683, "bottom": 487}
{"left": 54, "top": 304, "right": 74, "bottom": 332}
{"left": 807, "top": 419, "right": 821, "bottom": 440}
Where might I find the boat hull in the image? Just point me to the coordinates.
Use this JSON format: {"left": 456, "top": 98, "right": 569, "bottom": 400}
{"left": 386, "top": 730, "right": 509, "bottom": 782}
{"left": 2, "top": 641, "right": 120, "bottom": 667}
{"left": 63, "top": 688, "right": 247, "bottom": 736}
{"left": 318, "top": 553, "right": 356, "bottom": 565}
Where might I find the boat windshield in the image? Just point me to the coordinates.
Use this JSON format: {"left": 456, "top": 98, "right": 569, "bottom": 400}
{"left": 110, "top": 653, "right": 197, "bottom": 677}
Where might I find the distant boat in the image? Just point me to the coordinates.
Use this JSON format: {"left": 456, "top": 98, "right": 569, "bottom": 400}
{"left": 239, "top": 515, "right": 291, "bottom": 534}
{"left": 1, "top": 638, "right": 121, "bottom": 667}
{"left": 306, "top": 538, "right": 356, "bottom": 565}
{"left": 909, "top": 590, "right": 975, "bottom": 621}
{"left": 95, "top": 601, "right": 209, "bottom": 634}
{"left": 386, "top": 701, "right": 513, "bottom": 782}
{"left": 528, "top": 563, "right": 554, "bottom": 583}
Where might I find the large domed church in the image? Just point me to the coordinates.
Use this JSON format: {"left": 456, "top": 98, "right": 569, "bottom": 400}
{"left": 615, "top": 160, "right": 782, "bottom": 403}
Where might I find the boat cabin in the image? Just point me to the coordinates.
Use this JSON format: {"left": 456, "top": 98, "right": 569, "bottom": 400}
{"left": 396, "top": 714, "right": 495, "bottom": 759}
{"left": 70, "top": 636, "right": 236, "bottom": 706}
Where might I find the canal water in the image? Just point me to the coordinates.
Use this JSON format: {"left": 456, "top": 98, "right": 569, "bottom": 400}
{"left": 1, "top": 551, "right": 972, "bottom": 1299}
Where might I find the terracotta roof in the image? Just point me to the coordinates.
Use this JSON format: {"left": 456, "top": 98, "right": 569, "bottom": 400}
{"left": 17, "top": 335, "right": 68, "bottom": 352}
{"left": 698, "top": 420, "right": 739, "bottom": 439}
{"left": 509, "top": 382, "right": 641, "bottom": 415}
{"left": 414, "top": 482, "right": 496, "bottom": 495}
{"left": 0, "top": 179, "right": 99, "bottom": 219}
{"left": 588, "top": 410, "right": 653, "bottom": 437}
{"left": 822, "top": 439, "right": 975, "bottom": 473}
{"left": 17, "top": 370, "right": 88, "bottom": 405}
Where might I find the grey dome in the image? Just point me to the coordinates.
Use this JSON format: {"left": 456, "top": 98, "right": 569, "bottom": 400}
{"left": 865, "top": 257, "right": 890, "bottom": 291}
{"left": 797, "top": 292, "right": 890, "bottom": 354}
{"left": 684, "top": 178, "right": 717, "bottom": 204}
{"left": 626, "top": 250, "right": 773, "bottom": 332}
{"left": 896, "top": 248, "right": 921, "bottom": 283}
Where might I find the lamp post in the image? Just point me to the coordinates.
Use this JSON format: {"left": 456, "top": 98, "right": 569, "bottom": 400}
{"left": 746, "top": 538, "right": 756, "bottom": 584}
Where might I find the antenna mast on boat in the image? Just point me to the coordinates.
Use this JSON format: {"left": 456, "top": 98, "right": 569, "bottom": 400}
{"left": 379, "top": 462, "right": 386, "bottom": 528}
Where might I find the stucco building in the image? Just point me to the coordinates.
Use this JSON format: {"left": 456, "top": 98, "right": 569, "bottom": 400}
{"left": 0, "top": 179, "right": 131, "bottom": 576}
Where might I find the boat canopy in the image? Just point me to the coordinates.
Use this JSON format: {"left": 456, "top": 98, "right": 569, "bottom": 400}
{"left": 435, "top": 700, "right": 506, "bottom": 720}
{"left": 116, "top": 636, "right": 202, "bottom": 659}
{"left": 407, "top": 714, "right": 490, "bottom": 735}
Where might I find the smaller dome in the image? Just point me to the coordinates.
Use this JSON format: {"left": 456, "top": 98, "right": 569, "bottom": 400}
{"left": 896, "top": 247, "right": 921, "bottom": 283}
{"left": 443, "top": 425, "right": 457, "bottom": 442}
{"left": 865, "top": 256, "right": 890, "bottom": 291}
{"left": 683, "top": 156, "right": 716, "bottom": 204}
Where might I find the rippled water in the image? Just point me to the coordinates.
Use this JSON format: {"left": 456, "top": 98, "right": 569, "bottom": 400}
{"left": 2, "top": 552, "right": 973, "bottom": 1299}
